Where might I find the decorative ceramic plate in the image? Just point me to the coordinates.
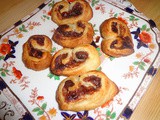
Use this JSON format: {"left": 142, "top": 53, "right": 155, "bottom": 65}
{"left": 0, "top": 0, "right": 160, "bottom": 120}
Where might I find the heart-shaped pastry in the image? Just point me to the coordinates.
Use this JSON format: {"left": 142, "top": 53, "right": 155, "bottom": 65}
{"left": 51, "top": 0, "right": 93, "bottom": 25}
{"left": 100, "top": 17, "right": 134, "bottom": 57}
{"left": 50, "top": 44, "right": 100, "bottom": 76}
{"left": 52, "top": 21, "right": 94, "bottom": 48}
{"left": 56, "top": 70, "right": 119, "bottom": 111}
{"left": 22, "top": 35, "right": 52, "bottom": 71}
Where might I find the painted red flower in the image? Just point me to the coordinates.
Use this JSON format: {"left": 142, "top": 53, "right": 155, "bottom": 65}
{"left": 12, "top": 67, "right": 22, "bottom": 79}
{"left": 37, "top": 96, "right": 44, "bottom": 101}
{"left": 47, "top": 10, "right": 52, "bottom": 16}
{"left": 118, "top": 17, "right": 128, "bottom": 24}
{"left": 0, "top": 43, "right": 11, "bottom": 55}
{"left": 139, "top": 31, "right": 152, "bottom": 43}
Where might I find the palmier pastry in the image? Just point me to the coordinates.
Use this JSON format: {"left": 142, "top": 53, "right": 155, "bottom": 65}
{"left": 50, "top": 44, "right": 100, "bottom": 76}
{"left": 22, "top": 35, "right": 52, "bottom": 71}
{"left": 51, "top": 0, "right": 93, "bottom": 25}
{"left": 52, "top": 21, "right": 94, "bottom": 48}
{"left": 56, "top": 70, "right": 119, "bottom": 111}
{"left": 100, "top": 17, "right": 134, "bottom": 57}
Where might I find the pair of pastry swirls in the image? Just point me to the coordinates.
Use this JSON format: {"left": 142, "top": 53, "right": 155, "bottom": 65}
{"left": 51, "top": 0, "right": 94, "bottom": 48}
{"left": 100, "top": 17, "right": 134, "bottom": 57}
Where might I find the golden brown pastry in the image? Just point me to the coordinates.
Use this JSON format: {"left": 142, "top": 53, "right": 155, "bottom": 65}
{"left": 100, "top": 17, "right": 134, "bottom": 57}
{"left": 22, "top": 35, "right": 52, "bottom": 71}
{"left": 56, "top": 70, "right": 119, "bottom": 111}
{"left": 52, "top": 21, "right": 94, "bottom": 48}
{"left": 50, "top": 44, "right": 100, "bottom": 76}
{"left": 51, "top": 0, "right": 93, "bottom": 25}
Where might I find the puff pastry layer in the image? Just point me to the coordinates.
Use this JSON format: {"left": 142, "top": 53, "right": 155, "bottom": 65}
{"left": 52, "top": 21, "right": 94, "bottom": 48}
{"left": 51, "top": 0, "right": 93, "bottom": 25}
{"left": 56, "top": 70, "right": 119, "bottom": 111}
{"left": 50, "top": 44, "right": 100, "bottom": 76}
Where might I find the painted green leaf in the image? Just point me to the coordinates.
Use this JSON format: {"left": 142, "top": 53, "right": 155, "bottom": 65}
{"left": 54, "top": 75, "right": 60, "bottom": 80}
{"left": 19, "top": 27, "right": 23, "bottom": 31}
{"left": 96, "top": 47, "right": 102, "bottom": 56}
{"left": 0, "top": 68, "right": 3, "bottom": 71}
{"left": 48, "top": 73, "right": 54, "bottom": 79}
{"left": 48, "top": 1, "right": 54, "bottom": 7}
{"left": 109, "top": 56, "right": 115, "bottom": 61}
{"left": 4, "top": 69, "right": 9, "bottom": 73}
{"left": 114, "top": 13, "right": 118, "bottom": 18}
{"left": 51, "top": 47, "right": 56, "bottom": 53}
{"left": 19, "top": 25, "right": 27, "bottom": 32}
{"left": 97, "top": 67, "right": 102, "bottom": 71}
{"left": 135, "top": 18, "right": 139, "bottom": 21}
{"left": 146, "top": 28, "right": 150, "bottom": 31}
{"left": 0, "top": 56, "right": 4, "bottom": 60}
{"left": 133, "top": 61, "right": 139, "bottom": 65}
{"left": 139, "top": 64, "right": 145, "bottom": 70}
{"left": 32, "top": 107, "right": 41, "bottom": 112}
{"left": 106, "top": 110, "right": 111, "bottom": 116}
{"left": 141, "top": 24, "right": 147, "bottom": 31}
{"left": 94, "top": 29, "right": 99, "bottom": 33}
{"left": 110, "top": 112, "right": 116, "bottom": 119}
{"left": 41, "top": 103, "right": 47, "bottom": 110}
{"left": 140, "top": 62, "right": 146, "bottom": 66}
{"left": 91, "top": 0, "right": 99, "bottom": 7}
{"left": 129, "top": 15, "right": 135, "bottom": 21}
{"left": 106, "top": 118, "right": 110, "bottom": 120}
{"left": 37, "top": 110, "right": 44, "bottom": 116}
{"left": 1, "top": 72, "right": 6, "bottom": 77}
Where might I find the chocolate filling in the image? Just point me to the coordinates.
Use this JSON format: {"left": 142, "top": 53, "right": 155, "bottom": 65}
{"left": 29, "top": 47, "right": 43, "bottom": 58}
{"left": 59, "top": 2, "right": 83, "bottom": 19}
{"left": 30, "top": 35, "right": 45, "bottom": 46}
{"left": 75, "top": 51, "right": 88, "bottom": 60}
{"left": 28, "top": 36, "right": 45, "bottom": 58}
{"left": 63, "top": 75, "right": 101, "bottom": 102}
{"left": 111, "top": 22, "right": 118, "bottom": 33}
{"left": 53, "top": 51, "right": 88, "bottom": 72}
{"left": 56, "top": 24, "right": 83, "bottom": 37}
{"left": 110, "top": 36, "right": 133, "bottom": 49}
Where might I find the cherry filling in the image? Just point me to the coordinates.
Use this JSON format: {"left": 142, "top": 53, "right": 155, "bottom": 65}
{"left": 58, "top": 2, "right": 83, "bottom": 18}
{"left": 54, "top": 51, "right": 88, "bottom": 72}
{"left": 63, "top": 75, "right": 101, "bottom": 102}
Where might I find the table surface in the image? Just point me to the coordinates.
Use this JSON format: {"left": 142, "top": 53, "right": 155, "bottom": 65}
{"left": 0, "top": 0, "right": 160, "bottom": 120}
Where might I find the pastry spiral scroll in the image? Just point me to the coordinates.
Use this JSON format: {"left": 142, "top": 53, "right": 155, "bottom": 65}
{"left": 50, "top": 44, "right": 100, "bottom": 76}
{"left": 52, "top": 21, "right": 94, "bottom": 48}
{"left": 56, "top": 70, "right": 119, "bottom": 111}
{"left": 100, "top": 18, "right": 134, "bottom": 57}
{"left": 51, "top": 0, "right": 93, "bottom": 25}
{"left": 22, "top": 35, "right": 52, "bottom": 71}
